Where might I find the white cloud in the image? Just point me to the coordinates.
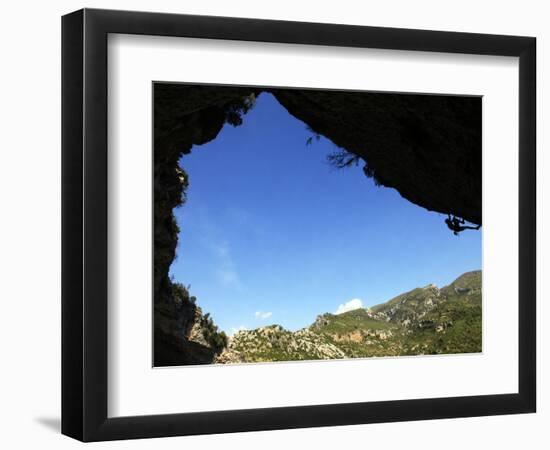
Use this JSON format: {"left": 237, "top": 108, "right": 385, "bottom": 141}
{"left": 217, "top": 268, "right": 241, "bottom": 287}
{"left": 228, "top": 325, "right": 248, "bottom": 336}
{"left": 335, "top": 298, "right": 363, "bottom": 315}
{"left": 254, "top": 311, "right": 272, "bottom": 320}
{"left": 210, "top": 242, "right": 243, "bottom": 290}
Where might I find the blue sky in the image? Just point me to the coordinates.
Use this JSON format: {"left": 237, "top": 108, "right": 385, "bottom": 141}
{"left": 169, "top": 92, "right": 481, "bottom": 334}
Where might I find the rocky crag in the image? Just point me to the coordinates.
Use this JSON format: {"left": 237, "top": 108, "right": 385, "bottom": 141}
{"left": 154, "top": 283, "right": 228, "bottom": 366}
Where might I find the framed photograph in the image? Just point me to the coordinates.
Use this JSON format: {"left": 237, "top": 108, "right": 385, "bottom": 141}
{"left": 61, "top": 8, "right": 536, "bottom": 442}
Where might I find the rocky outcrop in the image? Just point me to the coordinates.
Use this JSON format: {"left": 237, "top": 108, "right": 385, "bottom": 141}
{"left": 271, "top": 89, "right": 481, "bottom": 225}
{"left": 217, "top": 325, "right": 347, "bottom": 363}
{"left": 153, "top": 282, "right": 228, "bottom": 366}
{"left": 311, "top": 313, "right": 332, "bottom": 330}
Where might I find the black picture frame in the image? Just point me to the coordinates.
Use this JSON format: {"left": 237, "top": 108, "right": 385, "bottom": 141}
{"left": 61, "top": 8, "right": 536, "bottom": 442}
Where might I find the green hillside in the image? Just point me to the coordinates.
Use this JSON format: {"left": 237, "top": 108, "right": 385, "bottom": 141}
{"left": 215, "top": 270, "right": 482, "bottom": 364}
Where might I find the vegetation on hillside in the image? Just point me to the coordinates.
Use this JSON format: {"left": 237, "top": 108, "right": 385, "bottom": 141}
{"left": 215, "top": 270, "right": 482, "bottom": 364}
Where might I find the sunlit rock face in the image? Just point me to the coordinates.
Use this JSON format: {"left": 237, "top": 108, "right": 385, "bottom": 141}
{"left": 152, "top": 84, "right": 481, "bottom": 364}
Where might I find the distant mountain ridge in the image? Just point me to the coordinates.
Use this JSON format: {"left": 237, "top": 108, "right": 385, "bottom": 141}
{"left": 215, "top": 270, "right": 482, "bottom": 364}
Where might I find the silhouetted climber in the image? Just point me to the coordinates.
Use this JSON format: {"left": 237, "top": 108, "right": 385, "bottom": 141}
{"left": 445, "top": 215, "right": 481, "bottom": 235}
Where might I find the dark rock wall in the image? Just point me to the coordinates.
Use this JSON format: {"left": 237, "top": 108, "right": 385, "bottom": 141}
{"left": 271, "top": 88, "right": 481, "bottom": 225}
{"left": 153, "top": 84, "right": 258, "bottom": 363}
{"left": 154, "top": 84, "right": 258, "bottom": 307}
